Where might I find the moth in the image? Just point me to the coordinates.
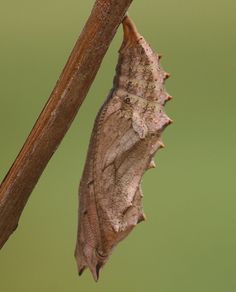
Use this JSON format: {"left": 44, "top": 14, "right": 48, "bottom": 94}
{"left": 75, "top": 15, "right": 172, "bottom": 281}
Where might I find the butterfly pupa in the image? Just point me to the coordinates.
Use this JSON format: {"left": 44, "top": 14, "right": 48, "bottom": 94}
{"left": 75, "top": 15, "right": 172, "bottom": 281}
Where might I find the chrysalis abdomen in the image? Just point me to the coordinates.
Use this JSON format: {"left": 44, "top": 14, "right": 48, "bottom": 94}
{"left": 75, "top": 15, "right": 172, "bottom": 281}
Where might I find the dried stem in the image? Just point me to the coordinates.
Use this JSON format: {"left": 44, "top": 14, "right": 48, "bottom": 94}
{"left": 0, "top": 0, "right": 133, "bottom": 249}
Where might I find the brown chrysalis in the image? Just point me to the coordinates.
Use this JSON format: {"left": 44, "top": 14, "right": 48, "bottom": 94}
{"left": 75, "top": 15, "right": 172, "bottom": 281}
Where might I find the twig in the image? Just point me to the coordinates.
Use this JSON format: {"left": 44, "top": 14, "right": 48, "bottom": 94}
{"left": 0, "top": 0, "right": 133, "bottom": 249}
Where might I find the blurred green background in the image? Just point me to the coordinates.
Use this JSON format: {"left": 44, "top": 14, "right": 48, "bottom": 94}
{"left": 0, "top": 0, "right": 235, "bottom": 291}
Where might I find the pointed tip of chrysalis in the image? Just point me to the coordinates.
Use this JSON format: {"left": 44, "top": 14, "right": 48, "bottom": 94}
{"left": 78, "top": 266, "right": 86, "bottom": 276}
{"left": 95, "top": 263, "right": 101, "bottom": 281}
{"left": 89, "top": 262, "right": 103, "bottom": 282}
{"left": 120, "top": 15, "right": 141, "bottom": 52}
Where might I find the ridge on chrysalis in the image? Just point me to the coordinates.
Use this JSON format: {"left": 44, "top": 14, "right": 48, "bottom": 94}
{"left": 75, "top": 15, "right": 172, "bottom": 281}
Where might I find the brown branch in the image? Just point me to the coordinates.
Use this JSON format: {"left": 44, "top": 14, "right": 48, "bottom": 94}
{"left": 0, "top": 0, "right": 133, "bottom": 249}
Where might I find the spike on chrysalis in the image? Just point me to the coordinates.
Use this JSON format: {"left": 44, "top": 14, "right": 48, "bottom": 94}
{"left": 164, "top": 72, "right": 171, "bottom": 80}
{"left": 148, "top": 159, "right": 156, "bottom": 169}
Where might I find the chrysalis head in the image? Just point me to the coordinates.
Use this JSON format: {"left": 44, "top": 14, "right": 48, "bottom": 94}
{"left": 115, "top": 16, "right": 170, "bottom": 105}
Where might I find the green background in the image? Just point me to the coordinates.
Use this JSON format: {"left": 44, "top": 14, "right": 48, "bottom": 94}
{"left": 0, "top": 0, "right": 235, "bottom": 291}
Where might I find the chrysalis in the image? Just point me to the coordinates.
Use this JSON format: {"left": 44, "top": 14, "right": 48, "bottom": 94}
{"left": 75, "top": 15, "right": 172, "bottom": 281}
